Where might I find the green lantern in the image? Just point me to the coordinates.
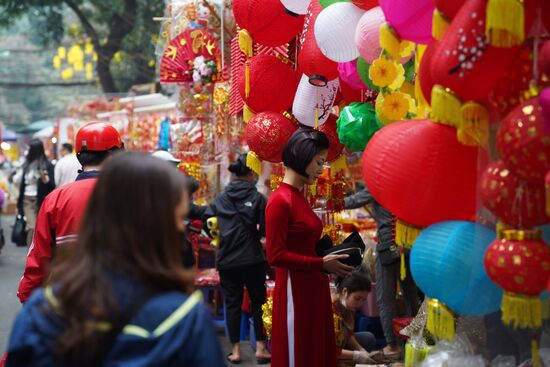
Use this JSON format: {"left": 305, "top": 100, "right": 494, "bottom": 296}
{"left": 336, "top": 102, "right": 382, "bottom": 152}
{"left": 319, "top": 0, "right": 350, "bottom": 8}
{"left": 356, "top": 56, "right": 380, "bottom": 92}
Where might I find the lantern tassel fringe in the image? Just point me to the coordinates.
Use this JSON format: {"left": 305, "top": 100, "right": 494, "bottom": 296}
{"left": 486, "top": 0, "right": 525, "bottom": 48}
{"left": 501, "top": 292, "right": 542, "bottom": 329}
{"left": 238, "top": 29, "right": 253, "bottom": 98}
{"left": 243, "top": 104, "right": 255, "bottom": 123}
{"left": 396, "top": 220, "right": 423, "bottom": 248}
{"left": 432, "top": 10, "right": 450, "bottom": 41}
{"left": 400, "top": 248, "right": 407, "bottom": 281}
{"left": 458, "top": 102, "right": 489, "bottom": 147}
{"left": 329, "top": 155, "right": 347, "bottom": 175}
{"left": 246, "top": 151, "right": 262, "bottom": 176}
{"left": 427, "top": 299, "right": 455, "bottom": 341}
{"left": 430, "top": 85, "right": 462, "bottom": 127}
{"left": 532, "top": 334, "right": 540, "bottom": 367}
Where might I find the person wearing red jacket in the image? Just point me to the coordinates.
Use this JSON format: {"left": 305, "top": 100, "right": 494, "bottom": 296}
{"left": 17, "top": 122, "right": 123, "bottom": 303}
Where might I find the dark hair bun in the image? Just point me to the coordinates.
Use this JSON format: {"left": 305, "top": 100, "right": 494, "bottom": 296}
{"left": 228, "top": 154, "right": 252, "bottom": 177}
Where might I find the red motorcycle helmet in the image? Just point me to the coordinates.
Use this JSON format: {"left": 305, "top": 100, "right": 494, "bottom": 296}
{"left": 75, "top": 122, "right": 123, "bottom": 153}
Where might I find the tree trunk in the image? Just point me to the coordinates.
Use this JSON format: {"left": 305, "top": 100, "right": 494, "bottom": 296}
{"left": 96, "top": 53, "right": 117, "bottom": 93}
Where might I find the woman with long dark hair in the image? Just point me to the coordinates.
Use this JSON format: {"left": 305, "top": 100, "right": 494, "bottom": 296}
{"left": 266, "top": 128, "right": 354, "bottom": 367}
{"left": 6, "top": 152, "right": 225, "bottom": 366}
{"left": 14, "top": 138, "right": 55, "bottom": 245}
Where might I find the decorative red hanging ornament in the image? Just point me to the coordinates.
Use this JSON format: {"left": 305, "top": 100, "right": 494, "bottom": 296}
{"left": 484, "top": 229, "right": 550, "bottom": 329}
{"left": 480, "top": 160, "right": 550, "bottom": 228}
{"left": 317, "top": 114, "right": 346, "bottom": 172}
{"left": 433, "top": 0, "right": 466, "bottom": 19}
{"left": 418, "top": 40, "right": 439, "bottom": 105}
{"left": 233, "top": 0, "right": 305, "bottom": 47}
{"left": 352, "top": 0, "right": 378, "bottom": 11}
{"left": 298, "top": 0, "right": 339, "bottom": 85}
{"left": 362, "top": 119, "right": 480, "bottom": 228}
{"left": 541, "top": 41, "right": 550, "bottom": 79}
{"left": 245, "top": 111, "right": 298, "bottom": 174}
{"left": 339, "top": 79, "right": 364, "bottom": 104}
{"left": 430, "top": 0, "right": 524, "bottom": 104}
{"left": 160, "top": 29, "right": 221, "bottom": 84}
{"left": 237, "top": 54, "right": 300, "bottom": 114}
{"left": 496, "top": 97, "right": 550, "bottom": 183}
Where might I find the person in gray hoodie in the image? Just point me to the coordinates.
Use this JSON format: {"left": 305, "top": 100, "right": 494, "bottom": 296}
{"left": 203, "top": 154, "right": 271, "bottom": 364}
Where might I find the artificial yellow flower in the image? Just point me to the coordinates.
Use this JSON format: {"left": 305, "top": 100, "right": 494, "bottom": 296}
{"left": 381, "top": 92, "right": 409, "bottom": 122}
{"left": 400, "top": 40, "right": 415, "bottom": 59}
{"left": 388, "top": 62, "right": 405, "bottom": 90}
{"left": 369, "top": 58, "right": 398, "bottom": 88}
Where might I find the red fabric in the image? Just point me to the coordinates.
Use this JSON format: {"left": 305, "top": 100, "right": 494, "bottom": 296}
{"left": 418, "top": 39, "right": 439, "bottom": 105}
{"left": 17, "top": 178, "right": 97, "bottom": 303}
{"left": 245, "top": 112, "right": 298, "bottom": 162}
{"left": 266, "top": 182, "right": 337, "bottom": 367}
{"left": 242, "top": 288, "right": 252, "bottom": 313}
{"left": 362, "top": 120, "right": 480, "bottom": 227}
{"left": 194, "top": 268, "right": 221, "bottom": 287}
{"left": 393, "top": 318, "right": 414, "bottom": 340}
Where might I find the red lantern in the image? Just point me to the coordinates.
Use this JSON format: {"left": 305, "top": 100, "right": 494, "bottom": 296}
{"left": 430, "top": 0, "right": 522, "bottom": 102}
{"left": 418, "top": 40, "right": 439, "bottom": 105}
{"left": 238, "top": 54, "right": 300, "bottom": 113}
{"left": 362, "top": 119, "right": 480, "bottom": 227}
{"left": 317, "top": 114, "right": 343, "bottom": 162}
{"left": 339, "top": 79, "right": 363, "bottom": 104}
{"left": 484, "top": 229, "right": 550, "bottom": 329}
{"left": 245, "top": 111, "right": 298, "bottom": 162}
{"left": 433, "top": 0, "right": 466, "bottom": 18}
{"left": 480, "top": 160, "right": 549, "bottom": 228}
{"left": 233, "top": 0, "right": 305, "bottom": 47}
{"left": 496, "top": 97, "right": 550, "bottom": 183}
{"left": 541, "top": 41, "right": 550, "bottom": 79}
{"left": 351, "top": 0, "right": 378, "bottom": 11}
{"left": 297, "top": 0, "right": 339, "bottom": 84}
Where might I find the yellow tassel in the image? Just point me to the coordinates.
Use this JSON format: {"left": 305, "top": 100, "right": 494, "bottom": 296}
{"left": 395, "top": 220, "right": 424, "bottom": 248}
{"left": 243, "top": 104, "right": 255, "bottom": 123}
{"left": 244, "top": 59, "right": 250, "bottom": 98}
{"left": 546, "top": 179, "right": 550, "bottom": 217}
{"left": 486, "top": 0, "right": 525, "bottom": 48}
{"left": 430, "top": 85, "right": 462, "bottom": 128}
{"left": 246, "top": 151, "right": 262, "bottom": 176}
{"left": 329, "top": 155, "right": 347, "bottom": 174}
{"left": 502, "top": 292, "right": 542, "bottom": 329}
{"left": 432, "top": 9, "right": 450, "bottom": 41}
{"left": 532, "top": 334, "right": 540, "bottom": 367}
{"left": 458, "top": 102, "right": 489, "bottom": 147}
{"left": 427, "top": 299, "right": 455, "bottom": 341}
{"left": 379, "top": 23, "right": 401, "bottom": 60}
{"left": 400, "top": 248, "right": 407, "bottom": 281}
{"left": 405, "top": 342, "right": 431, "bottom": 367}
{"left": 541, "top": 299, "right": 550, "bottom": 320}
{"left": 238, "top": 29, "right": 253, "bottom": 99}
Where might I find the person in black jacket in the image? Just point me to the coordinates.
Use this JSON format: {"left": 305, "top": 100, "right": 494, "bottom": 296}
{"left": 204, "top": 154, "right": 270, "bottom": 364}
{"left": 14, "top": 139, "right": 55, "bottom": 245}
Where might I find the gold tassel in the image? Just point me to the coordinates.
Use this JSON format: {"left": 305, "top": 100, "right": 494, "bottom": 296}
{"left": 541, "top": 298, "right": 550, "bottom": 320}
{"left": 532, "top": 334, "right": 540, "bottom": 367}
{"left": 486, "top": 0, "right": 525, "bottom": 48}
{"left": 238, "top": 29, "right": 253, "bottom": 98}
{"left": 502, "top": 292, "right": 542, "bottom": 329}
{"left": 427, "top": 298, "right": 455, "bottom": 341}
{"left": 458, "top": 102, "right": 489, "bottom": 146}
{"left": 395, "top": 220, "right": 424, "bottom": 248}
{"left": 246, "top": 151, "right": 262, "bottom": 176}
{"left": 405, "top": 342, "right": 431, "bottom": 367}
{"left": 432, "top": 10, "right": 450, "bottom": 41}
{"left": 243, "top": 104, "right": 255, "bottom": 123}
{"left": 329, "top": 155, "right": 347, "bottom": 174}
{"left": 430, "top": 85, "right": 462, "bottom": 128}
{"left": 400, "top": 248, "right": 407, "bottom": 281}
{"left": 380, "top": 23, "right": 401, "bottom": 60}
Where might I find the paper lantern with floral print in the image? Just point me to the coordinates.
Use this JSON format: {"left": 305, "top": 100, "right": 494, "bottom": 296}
{"left": 318, "top": 114, "right": 344, "bottom": 162}
{"left": 430, "top": 0, "right": 522, "bottom": 102}
{"left": 292, "top": 74, "right": 339, "bottom": 127}
{"left": 355, "top": 7, "right": 386, "bottom": 63}
{"left": 362, "top": 119, "right": 480, "bottom": 227}
{"left": 480, "top": 160, "right": 550, "bottom": 228}
{"left": 233, "top": 0, "right": 305, "bottom": 47}
{"left": 352, "top": 0, "right": 378, "bottom": 10}
{"left": 485, "top": 229, "right": 550, "bottom": 329}
{"left": 245, "top": 111, "right": 298, "bottom": 163}
{"left": 496, "top": 97, "right": 550, "bottom": 183}
{"left": 314, "top": 2, "right": 364, "bottom": 63}
{"left": 237, "top": 54, "right": 299, "bottom": 113}
{"left": 378, "top": 0, "right": 434, "bottom": 44}
{"left": 298, "top": 0, "right": 339, "bottom": 85}
{"left": 411, "top": 221, "right": 502, "bottom": 316}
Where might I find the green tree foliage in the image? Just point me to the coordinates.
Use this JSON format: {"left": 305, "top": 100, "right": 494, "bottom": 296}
{"left": 0, "top": 0, "right": 164, "bottom": 93}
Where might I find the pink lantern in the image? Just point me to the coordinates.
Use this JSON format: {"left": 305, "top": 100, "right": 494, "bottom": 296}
{"left": 338, "top": 60, "right": 367, "bottom": 90}
{"left": 379, "top": 0, "right": 434, "bottom": 44}
{"left": 355, "top": 6, "right": 385, "bottom": 63}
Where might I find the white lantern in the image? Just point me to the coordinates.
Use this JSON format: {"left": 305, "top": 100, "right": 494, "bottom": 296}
{"left": 292, "top": 74, "right": 339, "bottom": 127}
{"left": 314, "top": 2, "right": 364, "bottom": 63}
{"left": 281, "top": 0, "right": 311, "bottom": 15}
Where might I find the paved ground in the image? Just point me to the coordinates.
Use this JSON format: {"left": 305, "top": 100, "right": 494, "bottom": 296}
{"left": 0, "top": 214, "right": 263, "bottom": 366}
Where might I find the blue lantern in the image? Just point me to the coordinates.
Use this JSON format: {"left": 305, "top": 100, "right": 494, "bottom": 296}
{"left": 410, "top": 221, "right": 502, "bottom": 316}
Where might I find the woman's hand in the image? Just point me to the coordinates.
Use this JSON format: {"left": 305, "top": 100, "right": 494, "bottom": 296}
{"left": 322, "top": 254, "right": 353, "bottom": 277}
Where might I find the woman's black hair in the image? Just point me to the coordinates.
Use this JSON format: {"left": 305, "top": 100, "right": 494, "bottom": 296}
{"left": 336, "top": 269, "right": 372, "bottom": 294}
{"left": 228, "top": 153, "right": 252, "bottom": 177}
{"left": 282, "top": 128, "right": 329, "bottom": 178}
{"left": 25, "top": 138, "right": 48, "bottom": 168}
